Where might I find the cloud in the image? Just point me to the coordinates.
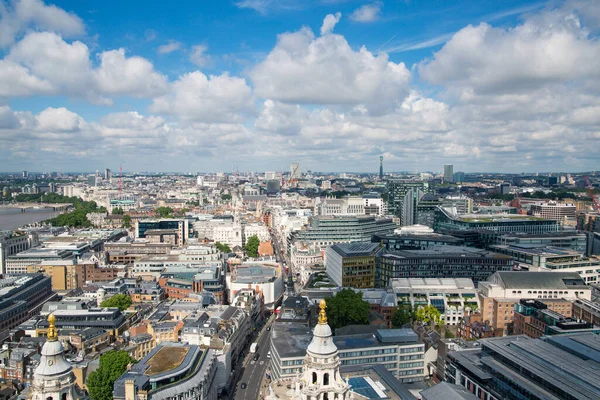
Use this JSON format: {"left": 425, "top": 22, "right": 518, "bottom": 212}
{"left": 234, "top": 0, "right": 302, "bottom": 15}
{"left": 157, "top": 41, "right": 182, "bottom": 54}
{"left": 250, "top": 26, "right": 411, "bottom": 114}
{"left": 381, "top": 33, "right": 453, "bottom": 53}
{"left": 0, "top": 59, "right": 54, "bottom": 96}
{"left": 320, "top": 12, "right": 341, "bottom": 35}
{"left": 94, "top": 49, "right": 169, "bottom": 97}
{"left": 190, "top": 44, "right": 210, "bottom": 67}
{"left": 350, "top": 2, "right": 382, "bottom": 23}
{"left": 36, "top": 107, "right": 84, "bottom": 131}
{"left": 0, "top": 106, "right": 21, "bottom": 129}
{"left": 149, "top": 71, "right": 254, "bottom": 122}
{"left": 419, "top": 6, "right": 600, "bottom": 95}
{"left": 4, "top": 32, "right": 167, "bottom": 102}
{"left": 0, "top": 0, "right": 85, "bottom": 48}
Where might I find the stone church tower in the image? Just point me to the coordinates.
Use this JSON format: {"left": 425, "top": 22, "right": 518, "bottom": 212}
{"left": 27, "top": 314, "right": 86, "bottom": 400}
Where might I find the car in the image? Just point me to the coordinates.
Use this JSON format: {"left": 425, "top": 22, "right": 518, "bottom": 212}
{"left": 267, "top": 351, "right": 271, "bottom": 359}
{"left": 241, "top": 383, "right": 247, "bottom": 389}
{"left": 266, "top": 326, "right": 271, "bottom": 331}
{"left": 253, "top": 354, "right": 260, "bottom": 361}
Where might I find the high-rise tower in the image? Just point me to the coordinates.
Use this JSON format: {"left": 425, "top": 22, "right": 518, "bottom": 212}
{"left": 444, "top": 164, "right": 454, "bottom": 183}
{"left": 379, "top": 156, "right": 384, "bottom": 180}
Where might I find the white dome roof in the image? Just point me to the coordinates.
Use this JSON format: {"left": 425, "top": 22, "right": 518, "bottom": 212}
{"left": 35, "top": 340, "right": 72, "bottom": 377}
{"left": 307, "top": 322, "right": 337, "bottom": 356}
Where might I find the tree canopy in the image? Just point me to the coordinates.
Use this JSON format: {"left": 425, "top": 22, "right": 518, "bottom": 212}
{"left": 155, "top": 206, "right": 174, "bottom": 218}
{"left": 87, "top": 350, "right": 136, "bottom": 400}
{"left": 245, "top": 235, "right": 260, "bottom": 258}
{"left": 414, "top": 304, "right": 443, "bottom": 327}
{"left": 221, "top": 193, "right": 232, "bottom": 201}
{"left": 391, "top": 306, "right": 413, "bottom": 328}
{"left": 100, "top": 294, "right": 132, "bottom": 311}
{"left": 326, "top": 289, "right": 370, "bottom": 331}
{"left": 215, "top": 242, "right": 231, "bottom": 253}
{"left": 121, "top": 214, "right": 132, "bottom": 228}
{"left": 29, "top": 193, "right": 107, "bottom": 228}
{"left": 112, "top": 207, "right": 124, "bottom": 215}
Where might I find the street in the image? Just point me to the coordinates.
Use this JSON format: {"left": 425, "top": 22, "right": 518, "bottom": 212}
{"left": 233, "top": 318, "right": 274, "bottom": 400}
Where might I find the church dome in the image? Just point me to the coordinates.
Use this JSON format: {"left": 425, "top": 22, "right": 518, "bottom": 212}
{"left": 34, "top": 314, "right": 73, "bottom": 377}
{"left": 306, "top": 300, "right": 338, "bottom": 356}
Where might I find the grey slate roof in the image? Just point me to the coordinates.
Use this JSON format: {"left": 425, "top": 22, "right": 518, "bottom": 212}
{"left": 495, "top": 271, "right": 588, "bottom": 289}
{"left": 420, "top": 382, "right": 478, "bottom": 400}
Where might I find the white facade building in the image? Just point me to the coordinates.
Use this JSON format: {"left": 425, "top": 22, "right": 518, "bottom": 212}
{"left": 243, "top": 223, "right": 270, "bottom": 243}
{"left": 392, "top": 278, "right": 480, "bottom": 326}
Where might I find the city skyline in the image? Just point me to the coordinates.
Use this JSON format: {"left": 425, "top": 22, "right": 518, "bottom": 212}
{"left": 1, "top": 0, "right": 599, "bottom": 172}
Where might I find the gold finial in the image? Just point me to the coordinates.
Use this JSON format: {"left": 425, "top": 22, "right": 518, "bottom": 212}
{"left": 47, "top": 314, "right": 57, "bottom": 341}
{"left": 318, "top": 299, "right": 327, "bottom": 324}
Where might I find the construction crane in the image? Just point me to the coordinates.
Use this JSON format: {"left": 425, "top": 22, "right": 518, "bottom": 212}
{"left": 583, "top": 176, "right": 600, "bottom": 213}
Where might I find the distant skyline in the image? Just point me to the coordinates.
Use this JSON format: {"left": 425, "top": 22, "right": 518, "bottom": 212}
{"left": 1, "top": 0, "right": 599, "bottom": 172}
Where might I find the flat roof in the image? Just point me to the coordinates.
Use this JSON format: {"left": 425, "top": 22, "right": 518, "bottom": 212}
{"left": 383, "top": 246, "right": 512, "bottom": 260}
{"left": 271, "top": 322, "right": 312, "bottom": 359}
{"left": 145, "top": 346, "right": 190, "bottom": 375}
{"left": 392, "top": 277, "right": 475, "bottom": 291}
{"left": 329, "top": 242, "right": 380, "bottom": 257}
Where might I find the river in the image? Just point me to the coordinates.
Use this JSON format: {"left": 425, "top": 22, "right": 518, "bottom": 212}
{"left": 0, "top": 208, "right": 62, "bottom": 231}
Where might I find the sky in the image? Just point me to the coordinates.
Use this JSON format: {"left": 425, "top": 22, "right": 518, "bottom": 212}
{"left": 0, "top": 0, "right": 599, "bottom": 173}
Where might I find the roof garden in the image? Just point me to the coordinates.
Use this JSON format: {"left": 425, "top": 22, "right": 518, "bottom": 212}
{"left": 145, "top": 346, "right": 190, "bottom": 376}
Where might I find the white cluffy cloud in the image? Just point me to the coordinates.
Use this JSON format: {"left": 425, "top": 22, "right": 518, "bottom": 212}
{"left": 350, "top": 2, "right": 382, "bottom": 23}
{"left": 320, "top": 12, "right": 341, "bottom": 35}
{"left": 0, "top": 0, "right": 85, "bottom": 48}
{"left": 1, "top": 31, "right": 168, "bottom": 103}
{"left": 150, "top": 71, "right": 254, "bottom": 122}
{"left": 419, "top": 6, "right": 600, "bottom": 94}
{"left": 250, "top": 26, "right": 411, "bottom": 114}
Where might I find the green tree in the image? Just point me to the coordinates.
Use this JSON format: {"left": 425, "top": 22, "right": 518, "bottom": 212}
{"left": 215, "top": 242, "right": 232, "bottom": 253}
{"left": 87, "top": 350, "right": 136, "bottom": 400}
{"left": 112, "top": 207, "right": 124, "bottom": 215}
{"left": 221, "top": 193, "right": 232, "bottom": 201}
{"left": 155, "top": 206, "right": 174, "bottom": 218}
{"left": 100, "top": 294, "right": 132, "bottom": 311}
{"left": 391, "top": 307, "right": 413, "bottom": 328}
{"left": 414, "top": 304, "right": 443, "bottom": 327}
{"left": 121, "top": 214, "right": 132, "bottom": 228}
{"left": 245, "top": 235, "right": 260, "bottom": 257}
{"left": 326, "top": 289, "right": 370, "bottom": 331}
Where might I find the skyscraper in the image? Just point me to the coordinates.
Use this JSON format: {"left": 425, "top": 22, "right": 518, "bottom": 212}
{"left": 444, "top": 164, "right": 454, "bottom": 183}
{"left": 104, "top": 168, "right": 112, "bottom": 180}
{"left": 290, "top": 163, "right": 301, "bottom": 180}
{"left": 379, "top": 156, "right": 383, "bottom": 180}
{"left": 386, "top": 179, "right": 431, "bottom": 226}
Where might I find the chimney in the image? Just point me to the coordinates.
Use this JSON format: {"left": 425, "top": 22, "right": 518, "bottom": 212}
{"left": 125, "top": 379, "right": 136, "bottom": 400}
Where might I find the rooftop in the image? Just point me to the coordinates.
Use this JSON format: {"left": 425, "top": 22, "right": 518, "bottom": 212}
{"left": 145, "top": 346, "right": 189, "bottom": 375}
{"left": 392, "top": 277, "right": 475, "bottom": 291}
{"left": 382, "top": 246, "right": 512, "bottom": 260}
{"left": 329, "top": 242, "right": 380, "bottom": 257}
{"left": 493, "top": 271, "right": 589, "bottom": 290}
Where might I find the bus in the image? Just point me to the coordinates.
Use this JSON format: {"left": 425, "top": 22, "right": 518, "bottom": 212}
{"left": 250, "top": 342, "right": 258, "bottom": 353}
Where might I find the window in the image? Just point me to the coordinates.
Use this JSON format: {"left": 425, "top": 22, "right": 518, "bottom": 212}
{"left": 324, "top": 373, "right": 329, "bottom": 385}
{"left": 312, "top": 372, "right": 317, "bottom": 384}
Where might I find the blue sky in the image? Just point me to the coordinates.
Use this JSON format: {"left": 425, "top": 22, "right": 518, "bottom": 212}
{"left": 0, "top": 0, "right": 599, "bottom": 173}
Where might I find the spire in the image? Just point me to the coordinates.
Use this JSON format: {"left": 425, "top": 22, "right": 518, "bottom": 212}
{"left": 318, "top": 299, "right": 327, "bottom": 325}
{"left": 47, "top": 314, "right": 57, "bottom": 341}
